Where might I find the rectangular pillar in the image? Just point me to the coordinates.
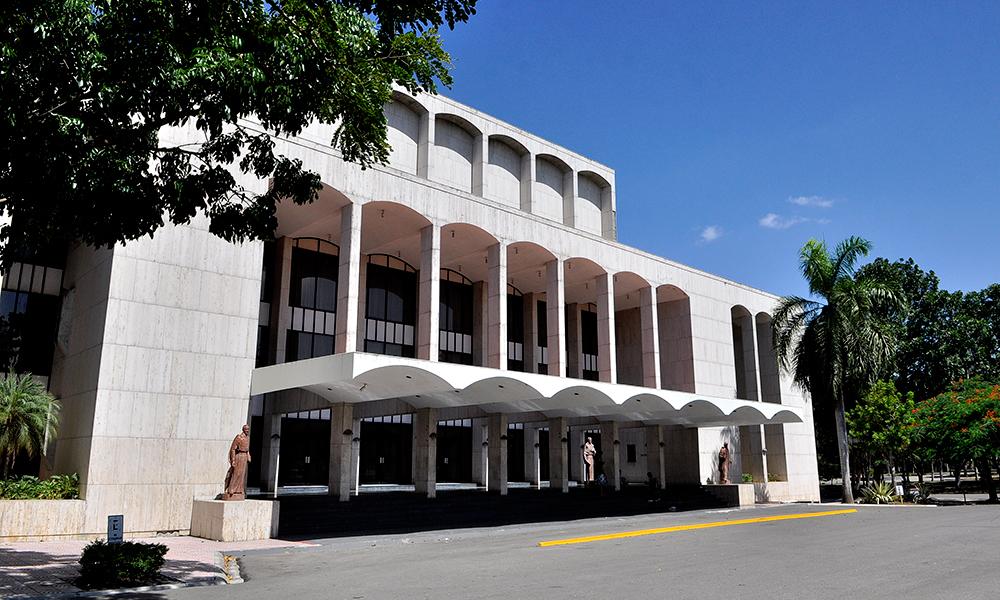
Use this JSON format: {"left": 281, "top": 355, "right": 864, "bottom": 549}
{"left": 487, "top": 413, "right": 508, "bottom": 495}
{"left": 328, "top": 403, "right": 354, "bottom": 501}
{"left": 486, "top": 242, "right": 507, "bottom": 369}
{"left": 519, "top": 152, "right": 534, "bottom": 213}
{"left": 596, "top": 273, "right": 617, "bottom": 384}
{"left": 565, "top": 303, "right": 581, "bottom": 378}
{"left": 261, "top": 412, "right": 281, "bottom": 493}
{"left": 417, "top": 111, "right": 434, "bottom": 178}
{"left": 472, "top": 134, "right": 487, "bottom": 197}
{"left": 471, "top": 419, "right": 487, "bottom": 486}
{"left": 335, "top": 202, "right": 362, "bottom": 353}
{"left": 417, "top": 225, "right": 441, "bottom": 361}
{"left": 600, "top": 421, "right": 621, "bottom": 491}
{"left": 413, "top": 408, "right": 438, "bottom": 498}
{"left": 545, "top": 259, "right": 566, "bottom": 377}
{"left": 645, "top": 425, "right": 665, "bottom": 487}
{"left": 269, "top": 237, "right": 294, "bottom": 364}
{"left": 548, "top": 417, "right": 569, "bottom": 493}
{"left": 525, "top": 426, "right": 540, "bottom": 487}
{"left": 638, "top": 286, "right": 661, "bottom": 389}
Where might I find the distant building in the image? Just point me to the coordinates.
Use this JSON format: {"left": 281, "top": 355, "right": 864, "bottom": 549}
{"left": 1, "top": 91, "right": 819, "bottom": 536}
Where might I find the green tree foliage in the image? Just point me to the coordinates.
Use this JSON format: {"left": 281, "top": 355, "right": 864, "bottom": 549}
{"left": 773, "top": 237, "right": 905, "bottom": 503}
{"left": 911, "top": 378, "right": 1000, "bottom": 502}
{"left": 859, "top": 258, "right": 1000, "bottom": 401}
{"left": 846, "top": 380, "right": 915, "bottom": 486}
{"left": 0, "top": 370, "right": 60, "bottom": 476}
{"left": 0, "top": 0, "right": 477, "bottom": 264}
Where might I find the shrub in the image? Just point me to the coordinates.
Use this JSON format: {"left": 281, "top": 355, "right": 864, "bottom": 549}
{"left": 0, "top": 473, "right": 79, "bottom": 499}
{"left": 78, "top": 539, "right": 168, "bottom": 589}
{"left": 861, "top": 481, "right": 897, "bottom": 504}
{"left": 741, "top": 473, "right": 753, "bottom": 483}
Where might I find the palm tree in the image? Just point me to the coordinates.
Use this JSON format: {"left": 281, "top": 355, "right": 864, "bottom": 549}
{"left": 0, "top": 370, "right": 60, "bottom": 477}
{"left": 773, "top": 237, "right": 904, "bottom": 504}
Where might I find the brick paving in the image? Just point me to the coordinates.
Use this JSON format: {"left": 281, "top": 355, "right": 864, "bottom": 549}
{"left": 0, "top": 536, "right": 303, "bottom": 598}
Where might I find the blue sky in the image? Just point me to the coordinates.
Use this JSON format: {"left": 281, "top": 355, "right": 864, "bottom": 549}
{"left": 438, "top": 1, "right": 1000, "bottom": 296}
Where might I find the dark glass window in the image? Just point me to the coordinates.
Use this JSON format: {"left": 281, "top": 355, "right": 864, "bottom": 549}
{"left": 581, "top": 307, "right": 599, "bottom": 381}
{"left": 536, "top": 300, "right": 548, "bottom": 374}
{"left": 284, "top": 238, "right": 339, "bottom": 362}
{"left": 1, "top": 250, "right": 65, "bottom": 377}
{"left": 507, "top": 286, "right": 524, "bottom": 371}
{"left": 255, "top": 240, "right": 275, "bottom": 367}
{"left": 439, "top": 270, "right": 473, "bottom": 365}
{"left": 626, "top": 444, "right": 637, "bottom": 463}
{"left": 364, "top": 255, "right": 417, "bottom": 358}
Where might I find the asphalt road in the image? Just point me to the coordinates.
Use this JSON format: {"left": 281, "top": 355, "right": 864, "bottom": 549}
{"left": 138, "top": 503, "right": 999, "bottom": 600}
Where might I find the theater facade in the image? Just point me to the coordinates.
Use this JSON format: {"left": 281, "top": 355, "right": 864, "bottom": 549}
{"left": 2, "top": 91, "right": 820, "bottom": 536}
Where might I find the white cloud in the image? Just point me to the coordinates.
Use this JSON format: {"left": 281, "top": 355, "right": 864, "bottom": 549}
{"left": 699, "top": 225, "right": 722, "bottom": 243}
{"left": 788, "top": 195, "right": 834, "bottom": 208}
{"left": 759, "top": 213, "right": 830, "bottom": 230}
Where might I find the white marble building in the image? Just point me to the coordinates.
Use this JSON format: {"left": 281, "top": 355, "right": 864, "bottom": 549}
{"left": 1, "top": 91, "right": 820, "bottom": 537}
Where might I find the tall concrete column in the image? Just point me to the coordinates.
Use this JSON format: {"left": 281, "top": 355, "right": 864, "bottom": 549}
{"left": 565, "top": 303, "right": 581, "bottom": 379}
{"left": 328, "top": 403, "right": 354, "bottom": 501}
{"left": 525, "top": 426, "right": 540, "bottom": 487}
{"left": 545, "top": 259, "right": 566, "bottom": 377}
{"left": 600, "top": 421, "right": 621, "bottom": 491}
{"left": 261, "top": 412, "right": 282, "bottom": 493}
{"left": 269, "top": 236, "right": 294, "bottom": 364}
{"left": 596, "top": 273, "right": 617, "bottom": 384}
{"left": 417, "top": 111, "right": 434, "bottom": 178}
{"left": 645, "top": 425, "right": 666, "bottom": 487}
{"left": 522, "top": 293, "right": 539, "bottom": 373}
{"left": 417, "top": 225, "right": 441, "bottom": 361}
{"left": 472, "top": 134, "right": 487, "bottom": 197}
{"left": 413, "top": 408, "right": 438, "bottom": 498}
{"left": 471, "top": 419, "right": 487, "bottom": 486}
{"left": 561, "top": 169, "right": 578, "bottom": 228}
{"left": 548, "top": 417, "right": 569, "bottom": 493}
{"left": 487, "top": 413, "right": 508, "bottom": 495}
{"left": 336, "top": 202, "right": 362, "bottom": 354}
{"left": 486, "top": 242, "right": 507, "bottom": 369}
{"left": 638, "top": 286, "right": 661, "bottom": 389}
{"left": 350, "top": 416, "right": 361, "bottom": 495}
{"left": 519, "top": 152, "right": 535, "bottom": 213}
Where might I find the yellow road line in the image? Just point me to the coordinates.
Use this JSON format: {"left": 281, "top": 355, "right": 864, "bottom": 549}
{"left": 537, "top": 508, "right": 857, "bottom": 547}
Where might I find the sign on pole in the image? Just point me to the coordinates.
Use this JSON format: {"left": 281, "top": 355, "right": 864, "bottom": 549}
{"left": 107, "top": 515, "right": 123, "bottom": 544}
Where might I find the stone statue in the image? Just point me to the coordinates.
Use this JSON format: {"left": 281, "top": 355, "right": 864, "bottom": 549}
{"left": 718, "top": 442, "right": 730, "bottom": 484}
{"left": 583, "top": 436, "right": 597, "bottom": 482}
{"left": 223, "top": 424, "right": 251, "bottom": 501}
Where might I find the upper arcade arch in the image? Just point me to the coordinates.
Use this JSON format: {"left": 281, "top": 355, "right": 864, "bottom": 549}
{"left": 432, "top": 113, "right": 482, "bottom": 194}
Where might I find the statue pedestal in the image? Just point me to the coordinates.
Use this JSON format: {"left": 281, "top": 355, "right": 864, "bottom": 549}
{"left": 190, "top": 499, "right": 279, "bottom": 541}
{"left": 703, "top": 483, "right": 755, "bottom": 508}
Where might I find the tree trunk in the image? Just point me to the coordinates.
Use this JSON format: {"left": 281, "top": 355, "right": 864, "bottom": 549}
{"left": 977, "top": 458, "right": 997, "bottom": 504}
{"left": 834, "top": 393, "right": 854, "bottom": 504}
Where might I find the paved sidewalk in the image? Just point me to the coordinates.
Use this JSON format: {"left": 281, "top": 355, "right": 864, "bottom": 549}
{"left": 0, "top": 536, "right": 303, "bottom": 598}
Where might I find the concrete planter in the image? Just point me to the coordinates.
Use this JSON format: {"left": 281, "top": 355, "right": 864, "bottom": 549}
{"left": 0, "top": 499, "right": 87, "bottom": 541}
{"left": 190, "top": 499, "right": 279, "bottom": 542}
{"left": 704, "top": 483, "right": 755, "bottom": 507}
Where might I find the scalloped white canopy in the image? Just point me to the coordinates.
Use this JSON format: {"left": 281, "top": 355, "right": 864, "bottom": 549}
{"left": 251, "top": 352, "right": 803, "bottom": 428}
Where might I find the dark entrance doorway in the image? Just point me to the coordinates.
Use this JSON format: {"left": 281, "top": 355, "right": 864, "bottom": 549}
{"left": 507, "top": 426, "right": 525, "bottom": 481}
{"left": 279, "top": 413, "right": 331, "bottom": 486}
{"left": 437, "top": 420, "right": 473, "bottom": 482}
{"left": 360, "top": 416, "right": 413, "bottom": 484}
{"left": 539, "top": 429, "right": 550, "bottom": 481}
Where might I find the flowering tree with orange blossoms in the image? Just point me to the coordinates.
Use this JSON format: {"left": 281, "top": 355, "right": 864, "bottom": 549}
{"left": 911, "top": 378, "right": 1000, "bottom": 503}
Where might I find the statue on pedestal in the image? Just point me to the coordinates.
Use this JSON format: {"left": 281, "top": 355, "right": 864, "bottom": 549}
{"left": 583, "top": 436, "right": 596, "bottom": 483}
{"left": 718, "top": 442, "right": 731, "bottom": 484}
{"left": 223, "top": 424, "right": 251, "bottom": 501}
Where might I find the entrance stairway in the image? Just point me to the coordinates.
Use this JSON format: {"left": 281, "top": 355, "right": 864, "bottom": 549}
{"left": 273, "top": 484, "right": 729, "bottom": 538}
